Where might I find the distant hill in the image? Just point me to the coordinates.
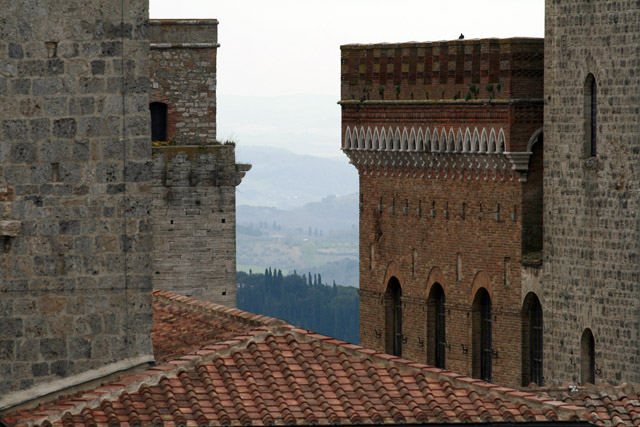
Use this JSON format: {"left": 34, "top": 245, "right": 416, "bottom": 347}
{"left": 235, "top": 146, "right": 358, "bottom": 209}
{"left": 237, "top": 193, "right": 358, "bottom": 232}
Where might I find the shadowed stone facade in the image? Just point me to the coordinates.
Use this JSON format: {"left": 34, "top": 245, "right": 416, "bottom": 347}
{"left": 0, "top": 0, "right": 153, "bottom": 407}
{"left": 543, "top": 0, "right": 640, "bottom": 385}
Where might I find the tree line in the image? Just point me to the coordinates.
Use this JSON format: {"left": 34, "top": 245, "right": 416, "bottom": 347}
{"left": 237, "top": 268, "right": 359, "bottom": 344}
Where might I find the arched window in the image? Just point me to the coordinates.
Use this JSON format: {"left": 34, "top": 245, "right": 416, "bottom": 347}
{"left": 150, "top": 102, "right": 168, "bottom": 142}
{"left": 472, "top": 288, "right": 492, "bottom": 382}
{"left": 427, "top": 284, "right": 446, "bottom": 369}
{"left": 584, "top": 74, "right": 597, "bottom": 157}
{"left": 385, "top": 278, "right": 402, "bottom": 357}
{"left": 522, "top": 293, "right": 543, "bottom": 386}
{"left": 581, "top": 328, "right": 595, "bottom": 384}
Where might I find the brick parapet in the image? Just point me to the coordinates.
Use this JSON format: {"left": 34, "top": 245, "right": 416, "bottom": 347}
{"left": 341, "top": 38, "right": 543, "bottom": 103}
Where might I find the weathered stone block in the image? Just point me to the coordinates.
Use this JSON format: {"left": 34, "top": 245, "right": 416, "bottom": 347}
{"left": 3, "top": 120, "right": 28, "bottom": 140}
{"left": 52, "top": 118, "right": 77, "bottom": 139}
{"left": 32, "top": 78, "right": 61, "bottom": 96}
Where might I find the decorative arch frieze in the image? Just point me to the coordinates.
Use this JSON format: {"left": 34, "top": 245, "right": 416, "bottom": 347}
{"left": 342, "top": 124, "right": 533, "bottom": 181}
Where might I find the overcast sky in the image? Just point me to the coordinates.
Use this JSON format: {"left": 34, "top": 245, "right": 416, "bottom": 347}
{"left": 150, "top": 1, "right": 544, "bottom": 157}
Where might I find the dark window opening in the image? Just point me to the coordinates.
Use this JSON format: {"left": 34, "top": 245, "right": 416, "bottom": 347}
{"left": 584, "top": 74, "right": 597, "bottom": 157}
{"left": 472, "top": 288, "right": 492, "bottom": 382}
{"left": 150, "top": 102, "right": 168, "bottom": 142}
{"left": 581, "top": 328, "right": 595, "bottom": 385}
{"left": 385, "top": 278, "right": 402, "bottom": 357}
{"left": 522, "top": 293, "right": 543, "bottom": 386}
{"left": 427, "top": 284, "right": 446, "bottom": 369}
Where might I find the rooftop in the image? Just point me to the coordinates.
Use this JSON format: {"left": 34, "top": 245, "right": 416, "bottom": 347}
{"left": 0, "top": 291, "right": 622, "bottom": 426}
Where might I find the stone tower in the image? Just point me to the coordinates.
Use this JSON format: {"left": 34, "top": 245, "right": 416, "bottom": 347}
{"left": 342, "top": 38, "right": 545, "bottom": 386}
{"left": 0, "top": 0, "right": 154, "bottom": 407}
{"left": 543, "top": 1, "right": 640, "bottom": 385}
{"left": 149, "top": 20, "right": 250, "bottom": 306}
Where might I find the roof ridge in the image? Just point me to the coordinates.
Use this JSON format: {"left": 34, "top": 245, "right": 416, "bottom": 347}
{"left": 152, "top": 289, "right": 286, "bottom": 327}
{"left": 279, "top": 324, "right": 588, "bottom": 421}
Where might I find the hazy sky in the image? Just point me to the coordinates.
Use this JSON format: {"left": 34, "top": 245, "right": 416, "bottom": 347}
{"left": 150, "top": 1, "right": 544, "bottom": 157}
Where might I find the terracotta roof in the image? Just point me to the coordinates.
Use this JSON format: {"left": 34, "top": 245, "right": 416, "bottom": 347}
{"left": 152, "top": 290, "right": 282, "bottom": 362}
{"left": 535, "top": 383, "right": 640, "bottom": 427}
{"left": 3, "top": 291, "right": 590, "bottom": 426}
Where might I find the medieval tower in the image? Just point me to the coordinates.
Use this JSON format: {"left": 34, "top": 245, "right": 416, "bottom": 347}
{"left": 342, "top": 38, "right": 545, "bottom": 386}
{"left": 543, "top": 1, "right": 640, "bottom": 385}
{"left": 0, "top": 9, "right": 249, "bottom": 408}
{"left": 149, "top": 20, "right": 250, "bottom": 307}
{"left": 0, "top": 0, "right": 154, "bottom": 406}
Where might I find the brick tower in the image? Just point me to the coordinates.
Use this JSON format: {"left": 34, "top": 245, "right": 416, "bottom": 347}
{"left": 149, "top": 20, "right": 250, "bottom": 306}
{"left": 543, "top": 1, "right": 640, "bottom": 385}
{"left": 342, "top": 38, "right": 545, "bottom": 386}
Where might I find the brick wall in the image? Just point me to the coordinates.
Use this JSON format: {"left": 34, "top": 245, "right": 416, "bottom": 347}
{"left": 543, "top": 1, "right": 640, "bottom": 385}
{"left": 358, "top": 172, "right": 527, "bottom": 386}
{"left": 344, "top": 38, "right": 544, "bottom": 387}
{"left": 0, "top": 0, "right": 153, "bottom": 404}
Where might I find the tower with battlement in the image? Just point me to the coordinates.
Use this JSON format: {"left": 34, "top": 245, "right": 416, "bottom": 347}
{"left": 149, "top": 20, "right": 250, "bottom": 306}
{"left": 342, "top": 38, "right": 545, "bottom": 386}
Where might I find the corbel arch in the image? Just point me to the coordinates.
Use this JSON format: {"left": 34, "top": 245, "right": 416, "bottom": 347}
{"left": 439, "top": 128, "right": 447, "bottom": 152}
{"left": 447, "top": 128, "right": 455, "bottom": 152}
{"left": 526, "top": 127, "right": 543, "bottom": 153}
{"left": 343, "top": 126, "right": 352, "bottom": 149}
{"left": 372, "top": 128, "right": 380, "bottom": 150}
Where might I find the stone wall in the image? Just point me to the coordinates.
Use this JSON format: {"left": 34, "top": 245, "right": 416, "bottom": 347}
{"left": 148, "top": 20, "right": 249, "bottom": 307}
{"left": 149, "top": 20, "right": 217, "bottom": 144}
{"left": 0, "top": 0, "right": 153, "bottom": 406}
{"left": 152, "top": 145, "right": 249, "bottom": 306}
{"left": 543, "top": 0, "right": 640, "bottom": 385}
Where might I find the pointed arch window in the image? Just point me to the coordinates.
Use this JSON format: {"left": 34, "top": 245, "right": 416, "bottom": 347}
{"left": 584, "top": 74, "right": 597, "bottom": 157}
